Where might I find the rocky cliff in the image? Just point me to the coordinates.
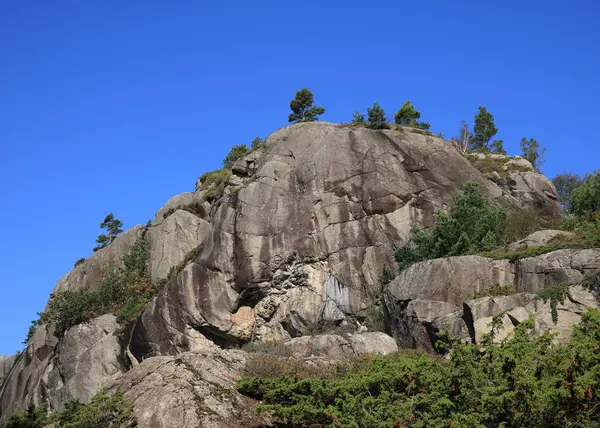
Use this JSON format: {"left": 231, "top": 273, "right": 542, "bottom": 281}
{"left": 0, "top": 122, "right": 567, "bottom": 425}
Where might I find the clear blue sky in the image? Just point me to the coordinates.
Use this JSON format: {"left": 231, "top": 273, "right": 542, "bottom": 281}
{"left": 1, "top": 0, "right": 598, "bottom": 354}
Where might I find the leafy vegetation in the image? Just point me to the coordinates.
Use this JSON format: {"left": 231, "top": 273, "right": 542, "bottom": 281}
{"left": 222, "top": 144, "right": 249, "bottom": 168}
{"left": 395, "top": 182, "right": 505, "bottom": 271}
{"left": 0, "top": 389, "right": 134, "bottom": 428}
{"left": 74, "top": 258, "right": 85, "bottom": 268}
{"left": 472, "top": 284, "right": 516, "bottom": 299}
{"left": 38, "top": 239, "right": 156, "bottom": 336}
{"left": 288, "top": 88, "right": 325, "bottom": 123}
{"left": 198, "top": 168, "right": 231, "bottom": 200}
{"left": 394, "top": 100, "right": 430, "bottom": 130}
{"left": 238, "top": 310, "right": 600, "bottom": 427}
{"left": 571, "top": 170, "right": 600, "bottom": 217}
{"left": 537, "top": 283, "right": 568, "bottom": 324}
{"left": 93, "top": 213, "right": 123, "bottom": 252}
{"left": 520, "top": 137, "right": 546, "bottom": 170}
{"left": 351, "top": 110, "right": 365, "bottom": 125}
{"left": 552, "top": 172, "right": 583, "bottom": 211}
{"left": 250, "top": 136, "right": 265, "bottom": 150}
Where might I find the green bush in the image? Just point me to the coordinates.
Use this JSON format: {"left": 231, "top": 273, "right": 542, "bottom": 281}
{"left": 571, "top": 170, "right": 600, "bottom": 217}
{"left": 238, "top": 309, "right": 600, "bottom": 427}
{"left": 38, "top": 239, "right": 156, "bottom": 336}
{"left": 222, "top": 144, "right": 249, "bottom": 168}
{"left": 395, "top": 182, "right": 505, "bottom": 271}
{"left": 199, "top": 168, "right": 231, "bottom": 200}
{"left": 0, "top": 389, "right": 134, "bottom": 428}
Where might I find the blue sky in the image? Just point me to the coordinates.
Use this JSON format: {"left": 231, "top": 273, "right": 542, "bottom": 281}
{"left": 0, "top": 0, "right": 598, "bottom": 354}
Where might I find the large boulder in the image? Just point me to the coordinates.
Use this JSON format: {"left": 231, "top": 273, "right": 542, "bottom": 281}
{"left": 108, "top": 349, "right": 266, "bottom": 428}
{"left": 0, "top": 315, "right": 124, "bottom": 419}
{"left": 507, "top": 229, "right": 577, "bottom": 251}
{"left": 384, "top": 248, "right": 600, "bottom": 351}
{"left": 284, "top": 332, "right": 398, "bottom": 359}
{"left": 146, "top": 210, "right": 211, "bottom": 281}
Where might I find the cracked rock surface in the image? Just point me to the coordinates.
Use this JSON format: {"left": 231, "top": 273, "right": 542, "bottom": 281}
{"left": 0, "top": 122, "right": 564, "bottom": 423}
{"left": 385, "top": 249, "right": 600, "bottom": 351}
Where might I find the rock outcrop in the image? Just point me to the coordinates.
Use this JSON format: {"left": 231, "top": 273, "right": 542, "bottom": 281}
{"left": 384, "top": 249, "right": 600, "bottom": 351}
{"left": 0, "top": 122, "right": 564, "bottom": 423}
{"left": 0, "top": 356, "right": 15, "bottom": 386}
{"left": 104, "top": 332, "right": 396, "bottom": 428}
{"left": 507, "top": 229, "right": 577, "bottom": 251}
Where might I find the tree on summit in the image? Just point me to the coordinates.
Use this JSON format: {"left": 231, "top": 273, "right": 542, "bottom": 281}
{"left": 288, "top": 88, "right": 325, "bottom": 123}
{"left": 394, "top": 100, "right": 430, "bottom": 129}
{"left": 93, "top": 213, "right": 123, "bottom": 252}
{"left": 471, "top": 106, "right": 498, "bottom": 151}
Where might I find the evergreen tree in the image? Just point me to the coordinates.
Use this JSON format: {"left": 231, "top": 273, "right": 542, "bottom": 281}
{"left": 490, "top": 139, "right": 506, "bottom": 154}
{"left": 251, "top": 137, "right": 264, "bottom": 150}
{"left": 365, "top": 103, "right": 388, "bottom": 130}
{"left": 288, "top": 88, "right": 325, "bottom": 123}
{"left": 223, "top": 144, "right": 249, "bottom": 168}
{"left": 351, "top": 110, "right": 365, "bottom": 125}
{"left": 394, "top": 100, "right": 430, "bottom": 129}
{"left": 520, "top": 137, "right": 546, "bottom": 170}
{"left": 93, "top": 214, "right": 123, "bottom": 252}
{"left": 472, "top": 106, "right": 498, "bottom": 151}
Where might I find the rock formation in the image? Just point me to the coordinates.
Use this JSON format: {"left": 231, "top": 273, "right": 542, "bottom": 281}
{"left": 0, "top": 122, "right": 568, "bottom": 426}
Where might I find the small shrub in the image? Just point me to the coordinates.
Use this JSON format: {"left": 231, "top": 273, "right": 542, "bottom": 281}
{"left": 199, "top": 168, "right": 231, "bottom": 201}
{"left": 0, "top": 389, "right": 134, "bottom": 428}
{"left": 251, "top": 136, "right": 264, "bottom": 150}
{"left": 472, "top": 284, "right": 516, "bottom": 299}
{"left": 223, "top": 144, "right": 249, "bottom": 168}
{"left": 242, "top": 340, "right": 291, "bottom": 357}
{"left": 23, "top": 320, "right": 40, "bottom": 345}
{"left": 351, "top": 110, "right": 365, "bottom": 125}
{"left": 501, "top": 209, "right": 553, "bottom": 244}
{"left": 74, "top": 258, "right": 85, "bottom": 268}
{"left": 301, "top": 320, "right": 357, "bottom": 336}
{"left": 38, "top": 239, "right": 155, "bottom": 336}
{"left": 360, "top": 306, "right": 386, "bottom": 332}
{"left": 537, "top": 283, "right": 568, "bottom": 323}
{"left": 481, "top": 243, "right": 572, "bottom": 262}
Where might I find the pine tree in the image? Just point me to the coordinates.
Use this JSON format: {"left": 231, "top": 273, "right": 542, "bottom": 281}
{"left": 351, "top": 110, "right": 365, "bottom": 125}
{"left": 288, "top": 88, "right": 325, "bottom": 123}
{"left": 394, "top": 100, "right": 430, "bottom": 129}
{"left": 366, "top": 103, "right": 388, "bottom": 130}
{"left": 520, "top": 137, "right": 546, "bottom": 170}
{"left": 472, "top": 106, "right": 498, "bottom": 151}
{"left": 93, "top": 214, "right": 123, "bottom": 252}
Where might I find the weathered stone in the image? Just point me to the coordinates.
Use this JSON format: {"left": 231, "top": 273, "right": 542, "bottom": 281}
{"left": 503, "top": 158, "right": 534, "bottom": 172}
{"left": 0, "top": 356, "right": 15, "bottom": 386}
{"left": 45, "top": 314, "right": 123, "bottom": 408}
{"left": 507, "top": 229, "right": 576, "bottom": 251}
{"left": 284, "top": 332, "right": 397, "bottom": 359}
{"left": 108, "top": 350, "right": 267, "bottom": 428}
{"left": 0, "top": 315, "right": 123, "bottom": 419}
{"left": 146, "top": 210, "right": 211, "bottom": 281}
{"left": 385, "top": 249, "right": 600, "bottom": 350}
{"left": 54, "top": 225, "right": 145, "bottom": 294}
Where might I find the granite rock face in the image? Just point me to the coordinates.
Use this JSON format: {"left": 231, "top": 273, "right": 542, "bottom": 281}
{"left": 130, "top": 123, "right": 562, "bottom": 360}
{"left": 0, "top": 315, "right": 124, "bottom": 419}
{"left": 0, "top": 122, "right": 564, "bottom": 423}
{"left": 384, "top": 249, "right": 600, "bottom": 351}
